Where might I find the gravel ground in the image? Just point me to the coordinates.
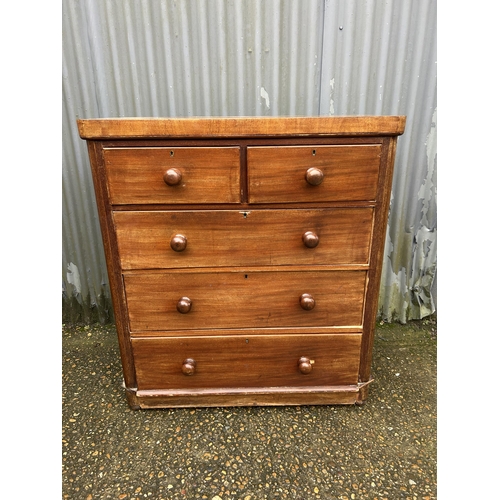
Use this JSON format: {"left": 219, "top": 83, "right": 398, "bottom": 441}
{"left": 62, "top": 318, "right": 437, "bottom": 500}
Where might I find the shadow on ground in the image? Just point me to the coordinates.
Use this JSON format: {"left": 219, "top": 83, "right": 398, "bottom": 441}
{"left": 62, "top": 317, "right": 436, "bottom": 500}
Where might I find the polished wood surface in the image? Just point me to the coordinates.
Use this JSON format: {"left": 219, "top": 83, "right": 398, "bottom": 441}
{"left": 77, "top": 115, "right": 406, "bottom": 139}
{"left": 124, "top": 270, "right": 366, "bottom": 331}
{"left": 131, "top": 334, "right": 362, "bottom": 390}
{"left": 298, "top": 356, "right": 314, "bottom": 374}
{"left": 129, "top": 325, "right": 363, "bottom": 338}
{"left": 103, "top": 147, "right": 241, "bottom": 204}
{"left": 181, "top": 358, "right": 197, "bottom": 376}
{"left": 78, "top": 116, "right": 405, "bottom": 408}
{"left": 176, "top": 296, "right": 192, "bottom": 314}
{"left": 113, "top": 208, "right": 374, "bottom": 269}
{"left": 305, "top": 167, "right": 324, "bottom": 186}
{"left": 169, "top": 233, "right": 187, "bottom": 252}
{"left": 300, "top": 293, "right": 316, "bottom": 311}
{"left": 132, "top": 388, "right": 362, "bottom": 408}
{"left": 84, "top": 142, "right": 138, "bottom": 389}
{"left": 302, "top": 231, "right": 320, "bottom": 248}
{"left": 163, "top": 167, "right": 182, "bottom": 186}
{"left": 247, "top": 145, "right": 381, "bottom": 203}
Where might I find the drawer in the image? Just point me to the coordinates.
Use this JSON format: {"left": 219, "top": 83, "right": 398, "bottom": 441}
{"left": 113, "top": 208, "right": 374, "bottom": 269}
{"left": 131, "top": 334, "right": 362, "bottom": 390}
{"left": 124, "top": 270, "right": 366, "bottom": 331}
{"left": 247, "top": 145, "right": 381, "bottom": 203}
{"left": 103, "top": 147, "right": 241, "bottom": 204}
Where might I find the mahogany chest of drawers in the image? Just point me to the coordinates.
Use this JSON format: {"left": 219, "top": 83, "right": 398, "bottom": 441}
{"left": 78, "top": 116, "right": 405, "bottom": 409}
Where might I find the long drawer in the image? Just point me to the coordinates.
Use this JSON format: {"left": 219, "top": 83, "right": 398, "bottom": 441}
{"left": 103, "top": 147, "right": 241, "bottom": 204}
{"left": 113, "top": 208, "right": 374, "bottom": 269}
{"left": 124, "top": 270, "right": 367, "bottom": 331}
{"left": 131, "top": 334, "right": 362, "bottom": 390}
{"left": 247, "top": 145, "right": 382, "bottom": 203}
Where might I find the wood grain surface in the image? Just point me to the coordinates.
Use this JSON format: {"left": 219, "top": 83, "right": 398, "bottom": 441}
{"left": 103, "top": 147, "right": 241, "bottom": 204}
{"left": 124, "top": 270, "right": 367, "bottom": 331}
{"left": 78, "top": 116, "right": 406, "bottom": 139}
{"left": 247, "top": 145, "right": 381, "bottom": 203}
{"left": 113, "top": 207, "right": 374, "bottom": 269}
{"left": 131, "top": 333, "right": 362, "bottom": 390}
{"left": 132, "top": 388, "right": 362, "bottom": 408}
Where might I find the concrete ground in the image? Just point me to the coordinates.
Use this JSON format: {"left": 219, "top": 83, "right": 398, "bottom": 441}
{"left": 62, "top": 317, "right": 437, "bottom": 500}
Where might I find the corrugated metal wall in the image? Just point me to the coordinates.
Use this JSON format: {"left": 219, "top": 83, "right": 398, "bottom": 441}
{"left": 62, "top": 0, "right": 437, "bottom": 324}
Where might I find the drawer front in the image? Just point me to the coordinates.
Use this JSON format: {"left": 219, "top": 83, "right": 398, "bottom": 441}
{"left": 124, "top": 270, "right": 366, "bottom": 331}
{"left": 114, "top": 208, "right": 373, "bottom": 269}
{"left": 131, "top": 334, "right": 362, "bottom": 390}
{"left": 247, "top": 145, "right": 381, "bottom": 203}
{"left": 103, "top": 147, "right": 241, "bottom": 204}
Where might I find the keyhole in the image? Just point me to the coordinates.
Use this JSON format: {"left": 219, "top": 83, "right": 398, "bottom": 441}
{"left": 312, "top": 149, "right": 316, "bottom": 156}
{"left": 170, "top": 150, "right": 174, "bottom": 157}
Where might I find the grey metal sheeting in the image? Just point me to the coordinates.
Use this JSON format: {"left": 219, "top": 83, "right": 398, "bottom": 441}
{"left": 62, "top": 0, "right": 437, "bottom": 324}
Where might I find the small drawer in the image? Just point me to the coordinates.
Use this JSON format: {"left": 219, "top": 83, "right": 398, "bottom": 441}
{"left": 124, "top": 270, "right": 367, "bottom": 331}
{"left": 113, "top": 207, "right": 374, "bottom": 269}
{"left": 131, "top": 333, "right": 362, "bottom": 390}
{"left": 247, "top": 145, "right": 381, "bottom": 203}
{"left": 103, "top": 147, "right": 241, "bottom": 204}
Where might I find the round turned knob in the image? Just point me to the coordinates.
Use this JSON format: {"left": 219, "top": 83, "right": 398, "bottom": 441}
{"left": 182, "top": 358, "right": 196, "bottom": 376}
{"left": 298, "top": 356, "right": 313, "bottom": 374}
{"left": 300, "top": 293, "right": 315, "bottom": 310}
{"left": 302, "top": 231, "right": 319, "bottom": 248}
{"left": 305, "top": 167, "right": 324, "bottom": 186}
{"left": 176, "top": 296, "right": 192, "bottom": 314}
{"left": 163, "top": 168, "right": 182, "bottom": 186}
{"left": 170, "top": 234, "right": 187, "bottom": 252}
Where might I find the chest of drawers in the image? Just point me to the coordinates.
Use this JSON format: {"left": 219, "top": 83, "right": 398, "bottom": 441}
{"left": 77, "top": 116, "right": 405, "bottom": 409}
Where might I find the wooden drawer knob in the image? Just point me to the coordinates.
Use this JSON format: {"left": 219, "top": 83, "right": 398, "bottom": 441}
{"left": 182, "top": 358, "right": 196, "bottom": 376}
{"left": 300, "top": 293, "right": 315, "bottom": 310}
{"left": 170, "top": 234, "right": 187, "bottom": 252}
{"left": 163, "top": 168, "right": 182, "bottom": 186}
{"left": 298, "top": 356, "right": 313, "bottom": 374}
{"left": 305, "top": 167, "right": 324, "bottom": 186}
{"left": 176, "top": 296, "right": 192, "bottom": 314}
{"left": 302, "top": 231, "right": 319, "bottom": 248}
